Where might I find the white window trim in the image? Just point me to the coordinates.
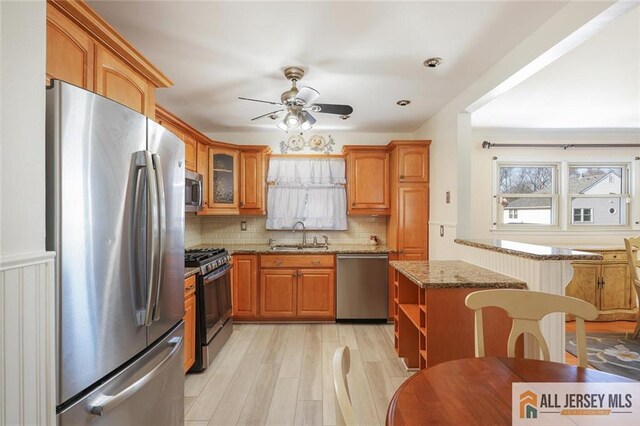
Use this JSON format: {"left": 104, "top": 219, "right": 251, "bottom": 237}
{"left": 493, "top": 161, "right": 560, "bottom": 229}
{"left": 565, "top": 162, "right": 632, "bottom": 230}
{"left": 572, "top": 208, "right": 593, "bottom": 223}
{"left": 492, "top": 157, "right": 640, "bottom": 233}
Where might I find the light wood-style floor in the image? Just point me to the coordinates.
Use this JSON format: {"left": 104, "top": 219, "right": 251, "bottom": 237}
{"left": 184, "top": 323, "right": 411, "bottom": 426}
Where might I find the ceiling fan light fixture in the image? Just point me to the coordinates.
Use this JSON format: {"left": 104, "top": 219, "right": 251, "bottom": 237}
{"left": 276, "top": 120, "right": 289, "bottom": 132}
{"left": 300, "top": 120, "right": 313, "bottom": 131}
{"left": 285, "top": 112, "right": 301, "bottom": 129}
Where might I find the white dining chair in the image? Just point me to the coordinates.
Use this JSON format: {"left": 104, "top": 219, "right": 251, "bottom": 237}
{"left": 465, "top": 289, "right": 598, "bottom": 368}
{"left": 333, "top": 346, "right": 357, "bottom": 426}
{"left": 624, "top": 237, "right": 640, "bottom": 339}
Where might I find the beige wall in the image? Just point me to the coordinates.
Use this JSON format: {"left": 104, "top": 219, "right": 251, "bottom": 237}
{"left": 185, "top": 215, "right": 386, "bottom": 248}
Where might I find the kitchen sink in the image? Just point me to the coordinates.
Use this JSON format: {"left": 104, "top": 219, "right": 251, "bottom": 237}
{"left": 270, "top": 245, "right": 329, "bottom": 251}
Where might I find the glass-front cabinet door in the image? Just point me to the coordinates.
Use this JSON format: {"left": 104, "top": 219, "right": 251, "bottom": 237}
{"left": 209, "top": 148, "right": 239, "bottom": 211}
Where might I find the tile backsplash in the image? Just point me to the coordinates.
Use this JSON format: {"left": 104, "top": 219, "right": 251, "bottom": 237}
{"left": 185, "top": 214, "right": 387, "bottom": 248}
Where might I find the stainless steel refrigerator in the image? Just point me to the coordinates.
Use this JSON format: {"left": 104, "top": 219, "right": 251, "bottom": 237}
{"left": 46, "top": 80, "right": 185, "bottom": 425}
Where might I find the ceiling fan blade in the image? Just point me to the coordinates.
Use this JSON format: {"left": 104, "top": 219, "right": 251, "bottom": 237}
{"left": 301, "top": 111, "right": 316, "bottom": 125}
{"left": 311, "top": 103, "right": 353, "bottom": 115}
{"left": 296, "top": 86, "right": 320, "bottom": 105}
{"left": 238, "top": 96, "right": 282, "bottom": 106}
{"left": 250, "top": 109, "right": 284, "bottom": 121}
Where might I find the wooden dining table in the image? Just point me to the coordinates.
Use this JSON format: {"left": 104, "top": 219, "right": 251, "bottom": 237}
{"left": 386, "top": 357, "right": 636, "bottom": 425}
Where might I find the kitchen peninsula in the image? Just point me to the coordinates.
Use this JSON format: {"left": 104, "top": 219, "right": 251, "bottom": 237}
{"left": 455, "top": 239, "right": 602, "bottom": 362}
{"left": 390, "top": 260, "right": 526, "bottom": 370}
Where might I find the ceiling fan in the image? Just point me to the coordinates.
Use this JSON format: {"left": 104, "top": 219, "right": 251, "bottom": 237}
{"left": 239, "top": 67, "right": 353, "bottom": 132}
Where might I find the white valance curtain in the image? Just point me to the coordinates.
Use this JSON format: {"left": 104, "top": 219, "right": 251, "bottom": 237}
{"left": 266, "top": 158, "right": 347, "bottom": 230}
{"left": 267, "top": 158, "right": 346, "bottom": 185}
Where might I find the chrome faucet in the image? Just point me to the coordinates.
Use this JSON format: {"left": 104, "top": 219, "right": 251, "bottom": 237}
{"left": 292, "top": 221, "right": 307, "bottom": 246}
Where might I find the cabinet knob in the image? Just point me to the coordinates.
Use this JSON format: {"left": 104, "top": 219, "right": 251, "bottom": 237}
{"left": 400, "top": 175, "right": 405, "bottom": 179}
{"left": 351, "top": 202, "right": 355, "bottom": 207}
{"left": 239, "top": 201, "right": 244, "bottom": 207}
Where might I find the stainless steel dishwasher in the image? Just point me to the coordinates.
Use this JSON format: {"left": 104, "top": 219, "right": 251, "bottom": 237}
{"left": 336, "top": 254, "right": 388, "bottom": 320}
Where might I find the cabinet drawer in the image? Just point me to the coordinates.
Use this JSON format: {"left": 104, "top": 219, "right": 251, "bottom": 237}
{"left": 184, "top": 275, "right": 196, "bottom": 296}
{"left": 601, "top": 251, "right": 625, "bottom": 262}
{"left": 260, "top": 254, "right": 335, "bottom": 268}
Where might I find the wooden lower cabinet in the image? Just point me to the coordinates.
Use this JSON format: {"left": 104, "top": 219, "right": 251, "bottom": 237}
{"left": 260, "top": 269, "right": 297, "bottom": 318}
{"left": 183, "top": 275, "right": 196, "bottom": 372}
{"left": 232, "top": 255, "right": 258, "bottom": 318}
{"left": 233, "top": 254, "right": 336, "bottom": 321}
{"left": 565, "top": 249, "right": 636, "bottom": 321}
{"left": 297, "top": 269, "right": 335, "bottom": 317}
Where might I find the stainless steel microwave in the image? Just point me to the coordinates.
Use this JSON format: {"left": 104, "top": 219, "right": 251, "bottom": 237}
{"left": 185, "top": 170, "right": 203, "bottom": 212}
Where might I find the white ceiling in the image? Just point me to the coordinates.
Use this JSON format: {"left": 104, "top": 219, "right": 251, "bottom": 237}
{"left": 472, "top": 7, "right": 640, "bottom": 129}
{"left": 89, "top": 1, "right": 567, "bottom": 133}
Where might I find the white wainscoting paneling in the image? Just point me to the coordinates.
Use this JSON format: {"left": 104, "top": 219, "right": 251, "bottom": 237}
{"left": 459, "top": 245, "right": 574, "bottom": 362}
{"left": 1, "top": 252, "right": 56, "bottom": 425}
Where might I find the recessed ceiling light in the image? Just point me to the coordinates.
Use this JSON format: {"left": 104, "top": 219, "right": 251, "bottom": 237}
{"left": 423, "top": 57, "right": 443, "bottom": 68}
{"left": 340, "top": 115, "right": 350, "bottom": 120}
{"left": 396, "top": 100, "right": 411, "bottom": 106}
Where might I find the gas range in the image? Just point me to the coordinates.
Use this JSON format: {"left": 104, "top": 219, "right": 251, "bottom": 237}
{"left": 185, "top": 247, "right": 231, "bottom": 275}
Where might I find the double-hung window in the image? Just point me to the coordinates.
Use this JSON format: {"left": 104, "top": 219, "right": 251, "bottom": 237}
{"left": 494, "top": 161, "right": 633, "bottom": 230}
{"left": 496, "top": 164, "right": 558, "bottom": 227}
{"left": 568, "top": 165, "right": 630, "bottom": 227}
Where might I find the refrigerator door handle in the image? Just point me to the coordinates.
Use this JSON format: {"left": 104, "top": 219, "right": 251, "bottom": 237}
{"left": 152, "top": 153, "right": 166, "bottom": 321}
{"left": 89, "top": 336, "right": 183, "bottom": 416}
{"left": 131, "top": 153, "right": 147, "bottom": 326}
{"left": 144, "top": 151, "right": 160, "bottom": 327}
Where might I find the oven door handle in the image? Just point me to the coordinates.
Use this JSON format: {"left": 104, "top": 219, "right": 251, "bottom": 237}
{"left": 203, "top": 263, "right": 232, "bottom": 284}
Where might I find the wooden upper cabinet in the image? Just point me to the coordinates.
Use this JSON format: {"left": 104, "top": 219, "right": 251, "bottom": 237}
{"left": 158, "top": 118, "right": 184, "bottom": 140}
{"left": 345, "top": 148, "right": 390, "bottom": 215}
{"left": 47, "top": 1, "right": 171, "bottom": 119}
{"left": 397, "top": 145, "right": 429, "bottom": 183}
{"left": 183, "top": 135, "right": 197, "bottom": 172}
{"left": 209, "top": 148, "right": 239, "bottom": 212}
{"left": 197, "top": 142, "right": 210, "bottom": 210}
{"left": 95, "top": 46, "right": 154, "bottom": 117}
{"left": 239, "top": 150, "right": 265, "bottom": 213}
{"left": 46, "top": 6, "right": 94, "bottom": 88}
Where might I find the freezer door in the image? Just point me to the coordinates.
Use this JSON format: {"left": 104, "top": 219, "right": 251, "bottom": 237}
{"left": 146, "top": 119, "right": 185, "bottom": 344}
{"left": 47, "top": 81, "right": 148, "bottom": 406}
{"left": 57, "top": 323, "right": 184, "bottom": 426}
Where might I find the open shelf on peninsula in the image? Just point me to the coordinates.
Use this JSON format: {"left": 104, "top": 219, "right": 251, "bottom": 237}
{"left": 390, "top": 260, "right": 527, "bottom": 370}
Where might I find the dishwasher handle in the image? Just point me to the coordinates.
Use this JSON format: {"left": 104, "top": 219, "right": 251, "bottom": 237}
{"left": 337, "top": 254, "right": 389, "bottom": 260}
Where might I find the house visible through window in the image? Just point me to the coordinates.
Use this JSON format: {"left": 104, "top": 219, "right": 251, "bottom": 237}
{"left": 568, "top": 166, "right": 628, "bottom": 226}
{"left": 497, "top": 164, "right": 557, "bottom": 226}
{"left": 573, "top": 208, "right": 593, "bottom": 223}
{"left": 495, "top": 162, "right": 632, "bottom": 230}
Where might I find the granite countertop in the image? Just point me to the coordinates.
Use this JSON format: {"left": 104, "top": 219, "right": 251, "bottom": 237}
{"left": 454, "top": 239, "right": 603, "bottom": 261}
{"left": 189, "top": 243, "right": 396, "bottom": 255}
{"left": 389, "top": 260, "right": 527, "bottom": 289}
{"left": 185, "top": 266, "right": 200, "bottom": 279}
{"left": 184, "top": 244, "right": 395, "bottom": 277}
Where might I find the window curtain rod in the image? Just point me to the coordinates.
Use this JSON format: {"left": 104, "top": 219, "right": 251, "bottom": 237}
{"left": 482, "top": 141, "right": 640, "bottom": 150}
